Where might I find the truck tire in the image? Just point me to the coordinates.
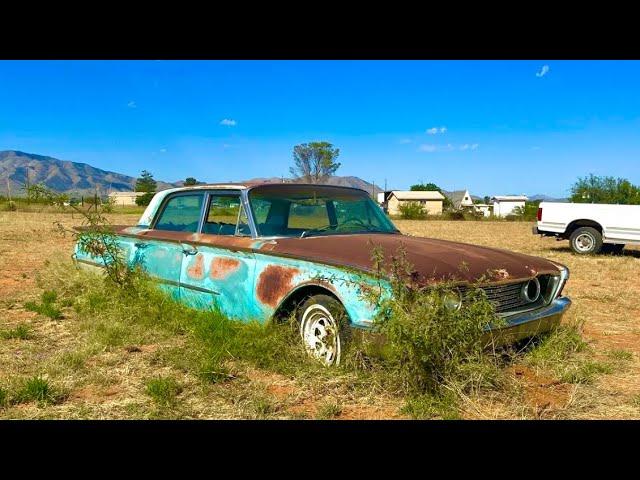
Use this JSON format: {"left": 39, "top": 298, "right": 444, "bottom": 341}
{"left": 298, "top": 294, "right": 350, "bottom": 366}
{"left": 569, "top": 227, "right": 603, "bottom": 255}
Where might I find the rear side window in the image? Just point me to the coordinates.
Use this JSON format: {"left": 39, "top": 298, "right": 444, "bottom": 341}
{"left": 154, "top": 194, "right": 204, "bottom": 232}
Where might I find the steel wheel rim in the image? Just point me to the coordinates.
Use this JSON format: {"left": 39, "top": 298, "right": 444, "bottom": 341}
{"left": 300, "top": 304, "right": 340, "bottom": 366}
{"left": 575, "top": 233, "right": 595, "bottom": 252}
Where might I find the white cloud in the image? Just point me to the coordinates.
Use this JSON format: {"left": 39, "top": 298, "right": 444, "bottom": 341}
{"left": 159, "top": 148, "right": 167, "bottom": 153}
{"left": 223, "top": 144, "right": 232, "bottom": 149}
{"left": 220, "top": 118, "right": 237, "bottom": 126}
{"left": 399, "top": 138, "right": 413, "bottom": 144}
{"left": 419, "top": 143, "right": 479, "bottom": 153}
{"left": 127, "top": 101, "right": 137, "bottom": 108}
{"left": 426, "top": 126, "right": 447, "bottom": 135}
{"left": 536, "top": 65, "right": 550, "bottom": 77}
{"left": 418, "top": 144, "right": 438, "bottom": 152}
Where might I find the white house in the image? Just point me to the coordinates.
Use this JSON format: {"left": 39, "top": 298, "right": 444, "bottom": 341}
{"left": 386, "top": 190, "right": 445, "bottom": 215}
{"left": 108, "top": 191, "right": 146, "bottom": 206}
{"left": 491, "top": 195, "right": 528, "bottom": 217}
{"left": 445, "top": 190, "right": 475, "bottom": 210}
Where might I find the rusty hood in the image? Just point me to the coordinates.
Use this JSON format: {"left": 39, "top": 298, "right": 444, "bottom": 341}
{"left": 263, "top": 233, "right": 562, "bottom": 285}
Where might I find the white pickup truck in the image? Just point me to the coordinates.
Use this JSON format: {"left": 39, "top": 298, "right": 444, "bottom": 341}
{"left": 533, "top": 202, "right": 640, "bottom": 254}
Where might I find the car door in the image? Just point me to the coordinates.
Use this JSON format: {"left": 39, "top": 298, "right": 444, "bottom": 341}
{"left": 133, "top": 191, "right": 206, "bottom": 299}
{"left": 178, "top": 191, "right": 259, "bottom": 320}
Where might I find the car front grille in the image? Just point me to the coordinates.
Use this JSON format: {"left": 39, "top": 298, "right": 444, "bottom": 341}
{"left": 460, "top": 280, "right": 544, "bottom": 314}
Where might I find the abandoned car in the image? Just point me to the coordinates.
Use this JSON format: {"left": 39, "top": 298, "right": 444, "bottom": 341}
{"left": 73, "top": 183, "right": 572, "bottom": 365}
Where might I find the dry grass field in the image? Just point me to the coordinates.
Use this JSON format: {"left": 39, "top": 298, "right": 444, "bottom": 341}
{"left": 1, "top": 211, "right": 639, "bottom": 419}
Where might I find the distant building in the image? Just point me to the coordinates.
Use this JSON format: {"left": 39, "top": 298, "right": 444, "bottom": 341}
{"left": 386, "top": 190, "right": 445, "bottom": 216}
{"left": 446, "top": 189, "right": 492, "bottom": 217}
{"left": 491, "top": 195, "right": 528, "bottom": 217}
{"left": 474, "top": 203, "right": 493, "bottom": 218}
{"left": 108, "top": 191, "right": 145, "bottom": 206}
{"left": 445, "top": 189, "right": 475, "bottom": 211}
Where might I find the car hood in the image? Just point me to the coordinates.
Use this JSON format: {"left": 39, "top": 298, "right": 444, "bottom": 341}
{"left": 263, "top": 233, "right": 562, "bottom": 285}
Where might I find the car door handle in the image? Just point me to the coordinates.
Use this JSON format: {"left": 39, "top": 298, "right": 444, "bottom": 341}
{"left": 181, "top": 244, "right": 198, "bottom": 256}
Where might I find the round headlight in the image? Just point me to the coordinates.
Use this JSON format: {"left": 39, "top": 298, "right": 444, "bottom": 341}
{"left": 521, "top": 278, "right": 541, "bottom": 303}
{"left": 443, "top": 290, "right": 462, "bottom": 311}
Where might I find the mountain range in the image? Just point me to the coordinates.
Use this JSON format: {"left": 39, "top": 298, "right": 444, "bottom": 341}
{"left": 0, "top": 150, "right": 564, "bottom": 201}
{"left": 0, "top": 150, "right": 180, "bottom": 196}
{"left": 0, "top": 150, "right": 384, "bottom": 197}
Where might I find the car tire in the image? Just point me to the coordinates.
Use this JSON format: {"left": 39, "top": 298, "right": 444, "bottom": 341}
{"left": 601, "top": 243, "right": 625, "bottom": 255}
{"left": 569, "top": 227, "right": 603, "bottom": 255}
{"left": 298, "top": 294, "right": 350, "bottom": 366}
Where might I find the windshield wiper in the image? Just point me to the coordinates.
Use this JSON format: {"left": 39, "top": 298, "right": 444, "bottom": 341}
{"left": 300, "top": 224, "right": 335, "bottom": 238}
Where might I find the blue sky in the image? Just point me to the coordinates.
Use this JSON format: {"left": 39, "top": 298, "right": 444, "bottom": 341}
{"left": 1, "top": 60, "right": 639, "bottom": 197}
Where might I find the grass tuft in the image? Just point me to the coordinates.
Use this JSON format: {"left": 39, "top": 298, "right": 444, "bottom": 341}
{"left": 24, "top": 290, "right": 63, "bottom": 320}
{"left": 0, "top": 387, "right": 8, "bottom": 408}
{"left": 145, "top": 377, "right": 183, "bottom": 407}
{"left": 13, "top": 376, "right": 65, "bottom": 406}
{"left": 1, "top": 323, "right": 32, "bottom": 340}
{"left": 316, "top": 400, "right": 343, "bottom": 419}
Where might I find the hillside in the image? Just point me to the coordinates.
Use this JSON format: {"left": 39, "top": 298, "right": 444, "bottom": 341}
{"left": 0, "top": 150, "right": 180, "bottom": 196}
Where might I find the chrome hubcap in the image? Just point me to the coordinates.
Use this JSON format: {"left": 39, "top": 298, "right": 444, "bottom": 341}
{"left": 575, "top": 233, "right": 595, "bottom": 252}
{"left": 300, "top": 304, "right": 340, "bottom": 366}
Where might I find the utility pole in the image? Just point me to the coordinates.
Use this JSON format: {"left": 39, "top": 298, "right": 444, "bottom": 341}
{"left": 6, "top": 177, "right": 11, "bottom": 204}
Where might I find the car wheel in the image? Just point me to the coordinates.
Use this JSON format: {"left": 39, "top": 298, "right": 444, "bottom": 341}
{"left": 298, "top": 294, "right": 349, "bottom": 366}
{"left": 601, "top": 243, "right": 625, "bottom": 255}
{"left": 569, "top": 227, "right": 603, "bottom": 255}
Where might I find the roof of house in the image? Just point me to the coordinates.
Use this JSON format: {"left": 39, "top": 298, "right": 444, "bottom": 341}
{"left": 109, "top": 191, "right": 146, "bottom": 197}
{"left": 444, "top": 190, "right": 472, "bottom": 209}
{"left": 492, "top": 195, "right": 528, "bottom": 202}
{"left": 390, "top": 190, "right": 445, "bottom": 201}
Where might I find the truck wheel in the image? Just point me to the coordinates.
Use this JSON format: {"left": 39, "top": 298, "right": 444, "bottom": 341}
{"left": 569, "top": 227, "right": 603, "bottom": 254}
{"left": 602, "top": 243, "right": 625, "bottom": 255}
{"left": 298, "top": 294, "right": 350, "bottom": 366}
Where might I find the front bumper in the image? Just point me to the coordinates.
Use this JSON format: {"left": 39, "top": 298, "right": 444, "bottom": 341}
{"left": 483, "top": 296, "right": 572, "bottom": 346}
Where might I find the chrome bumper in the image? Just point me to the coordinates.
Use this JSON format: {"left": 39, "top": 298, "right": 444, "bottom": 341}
{"left": 483, "top": 296, "right": 572, "bottom": 346}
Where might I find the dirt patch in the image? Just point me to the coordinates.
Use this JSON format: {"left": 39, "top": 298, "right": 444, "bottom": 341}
{"left": 510, "top": 365, "right": 572, "bottom": 416}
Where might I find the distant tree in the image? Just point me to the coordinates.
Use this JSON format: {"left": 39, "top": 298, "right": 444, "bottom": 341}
{"left": 135, "top": 170, "right": 157, "bottom": 194}
{"left": 135, "top": 192, "right": 155, "bottom": 207}
{"left": 570, "top": 174, "right": 640, "bottom": 205}
{"left": 410, "top": 182, "right": 441, "bottom": 192}
{"left": 184, "top": 177, "right": 198, "bottom": 186}
{"left": 135, "top": 170, "right": 157, "bottom": 206}
{"left": 484, "top": 196, "right": 491, "bottom": 205}
{"left": 409, "top": 182, "right": 452, "bottom": 209}
{"left": 290, "top": 142, "right": 341, "bottom": 184}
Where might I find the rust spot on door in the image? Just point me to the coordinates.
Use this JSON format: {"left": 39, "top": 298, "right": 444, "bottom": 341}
{"left": 257, "top": 265, "right": 300, "bottom": 307}
{"left": 210, "top": 257, "right": 241, "bottom": 279}
{"left": 187, "top": 253, "right": 205, "bottom": 280}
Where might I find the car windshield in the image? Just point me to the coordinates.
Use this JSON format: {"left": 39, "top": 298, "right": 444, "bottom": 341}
{"left": 248, "top": 185, "right": 399, "bottom": 238}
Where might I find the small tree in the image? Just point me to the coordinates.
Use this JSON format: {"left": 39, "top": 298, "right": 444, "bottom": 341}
{"left": 135, "top": 170, "right": 157, "bottom": 207}
{"left": 184, "top": 177, "right": 198, "bottom": 186}
{"left": 290, "top": 142, "right": 341, "bottom": 184}
{"left": 570, "top": 174, "right": 640, "bottom": 205}
{"left": 135, "top": 170, "right": 157, "bottom": 194}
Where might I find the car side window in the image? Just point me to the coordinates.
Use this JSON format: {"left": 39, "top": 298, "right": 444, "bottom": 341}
{"left": 203, "top": 194, "right": 250, "bottom": 236}
{"left": 154, "top": 194, "right": 204, "bottom": 232}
